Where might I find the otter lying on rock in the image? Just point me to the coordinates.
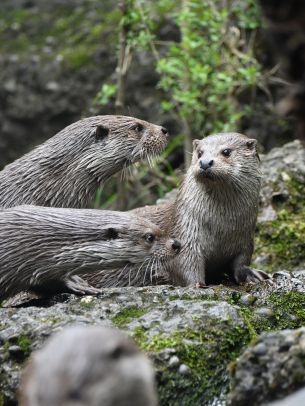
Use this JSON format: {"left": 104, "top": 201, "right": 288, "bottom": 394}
{"left": 0, "top": 205, "right": 181, "bottom": 301}
{"left": 0, "top": 115, "right": 168, "bottom": 208}
{"left": 125, "top": 132, "right": 270, "bottom": 286}
{"left": 19, "top": 326, "right": 158, "bottom": 406}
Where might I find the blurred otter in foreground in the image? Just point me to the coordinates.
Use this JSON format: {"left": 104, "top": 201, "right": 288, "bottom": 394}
{"left": 19, "top": 325, "right": 158, "bottom": 406}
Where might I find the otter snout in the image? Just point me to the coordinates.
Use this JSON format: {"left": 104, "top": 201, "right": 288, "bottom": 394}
{"left": 199, "top": 159, "right": 214, "bottom": 171}
{"left": 171, "top": 239, "right": 181, "bottom": 254}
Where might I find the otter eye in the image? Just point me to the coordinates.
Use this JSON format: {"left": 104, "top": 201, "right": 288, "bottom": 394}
{"left": 222, "top": 148, "right": 232, "bottom": 157}
{"left": 144, "top": 233, "right": 155, "bottom": 243}
{"left": 197, "top": 150, "right": 203, "bottom": 159}
{"left": 110, "top": 345, "right": 125, "bottom": 360}
{"left": 105, "top": 228, "right": 118, "bottom": 240}
{"left": 132, "top": 123, "right": 144, "bottom": 133}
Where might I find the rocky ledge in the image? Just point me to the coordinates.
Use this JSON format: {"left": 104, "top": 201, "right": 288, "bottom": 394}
{"left": 0, "top": 140, "right": 305, "bottom": 405}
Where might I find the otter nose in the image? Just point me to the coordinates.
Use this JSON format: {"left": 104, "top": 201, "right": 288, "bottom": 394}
{"left": 161, "top": 127, "right": 168, "bottom": 135}
{"left": 200, "top": 159, "right": 214, "bottom": 170}
{"left": 172, "top": 239, "right": 181, "bottom": 253}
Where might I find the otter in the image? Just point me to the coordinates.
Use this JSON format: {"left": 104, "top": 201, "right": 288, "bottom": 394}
{"left": 0, "top": 205, "right": 181, "bottom": 301}
{"left": 83, "top": 133, "right": 269, "bottom": 289}
{"left": 0, "top": 115, "right": 168, "bottom": 208}
{"left": 19, "top": 325, "right": 158, "bottom": 406}
{"left": 125, "top": 132, "right": 270, "bottom": 286}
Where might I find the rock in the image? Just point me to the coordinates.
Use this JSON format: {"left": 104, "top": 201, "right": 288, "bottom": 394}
{"left": 253, "top": 140, "right": 305, "bottom": 274}
{"left": 273, "top": 271, "right": 291, "bottom": 279}
{"left": 1, "top": 279, "right": 305, "bottom": 405}
{"left": 257, "top": 205, "right": 278, "bottom": 223}
{"left": 228, "top": 327, "right": 305, "bottom": 406}
{"left": 168, "top": 355, "right": 180, "bottom": 367}
{"left": 268, "top": 387, "right": 305, "bottom": 406}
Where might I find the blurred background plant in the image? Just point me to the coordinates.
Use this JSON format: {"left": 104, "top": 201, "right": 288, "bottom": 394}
{"left": 94, "top": 0, "right": 272, "bottom": 207}
{"left": 0, "top": 0, "right": 295, "bottom": 209}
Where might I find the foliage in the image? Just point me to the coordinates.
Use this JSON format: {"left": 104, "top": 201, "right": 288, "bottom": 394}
{"left": 0, "top": 3, "right": 120, "bottom": 68}
{"left": 96, "top": 0, "right": 262, "bottom": 137}
{"left": 93, "top": 0, "right": 262, "bottom": 207}
{"left": 156, "top": 0, "right": 262, "bottom": 135}
{"left": 95, "top": 83, "right": 118, "bottom": 106}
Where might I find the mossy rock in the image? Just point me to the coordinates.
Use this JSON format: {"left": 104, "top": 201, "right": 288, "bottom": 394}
{"left": 253, "top": 141, "right": 305, "bottom": 272}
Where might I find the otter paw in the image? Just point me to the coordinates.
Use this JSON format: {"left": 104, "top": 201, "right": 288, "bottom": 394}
{"left": 64, "top": 276, "right": 102, "bottom": 295}
{"left": 235, "top": 267, "right": 271, "bottom": 284}
{"left": 195, "top": 282, "right": 208, "bottom": 289}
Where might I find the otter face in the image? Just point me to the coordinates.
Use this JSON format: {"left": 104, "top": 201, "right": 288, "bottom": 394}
{"left": 83, "top": 116, "right": 168, "bottom": 180}
{"left": 139, "top": 227, "right": 181, "bottom": 260}
{"left": 191, "top": 132, "right": 260, "bottom": 184}
{"left": 20, "top": 326, "right": 157, "bottom": 406}
{"left": 127, "top": 119, "right": 169, "bottom": 162}
{"left": 120, "top": 219, "right": 181, "bottom": 265}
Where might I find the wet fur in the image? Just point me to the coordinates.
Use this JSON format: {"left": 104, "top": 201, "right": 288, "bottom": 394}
{"left": 128, "top": 132, "right": 270, "bottom": 286}
{"left": 0, "top": 115, "right": 167, "bottom": 208}
{"left": 0, "top": 205, "right": 178, "bottom": 301}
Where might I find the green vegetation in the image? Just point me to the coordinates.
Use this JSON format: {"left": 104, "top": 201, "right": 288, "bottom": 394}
{"left": 157, "top": 0, "right": 261, "bottom": 135}
{"left": 0, "top": 3, "right": 120, "bottom": 68}
{"left": 92, "top": 0, "right": 264, "bottom": 206}
{"left": 112, "top": 306, "right": 148, "bottom": 327}
{"left": 17, "top": 335, "right": 32, "bottom": 358}
{"left": 132, "top": 319, "right": 250, "bottom": 404}
{"left": 254, "top": 178, "right": 305, "bottom": 271}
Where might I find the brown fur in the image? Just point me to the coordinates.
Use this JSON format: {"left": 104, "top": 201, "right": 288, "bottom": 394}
{"left": 0, "top": 115, "right": 168, "bottom": 208}
{"left": 128, "top": 132, "right": 270, "bottom": 286}
{"left": 0, "top": 205, "right": 180, "bottom": 301}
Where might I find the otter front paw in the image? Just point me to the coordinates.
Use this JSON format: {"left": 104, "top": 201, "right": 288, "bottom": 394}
{"left": 195, "top": 282, "right": 208, "bottom": 288}
{"left": 64, "top": 276, "right": 102, "bottom": 295}
{"left": 234, "top": 267, "right": 271, "bottom": 284}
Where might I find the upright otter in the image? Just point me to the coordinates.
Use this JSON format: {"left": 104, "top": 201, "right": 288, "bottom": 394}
{"left": 0, "top": 115, "right": 168, "bottom": 208}
{"left": 0, "top": 205, "right": 180, "bottom": 301}
{"left": 127, "top": 132, "right": 270, "bottom": 286}
{"left": 83, "top": 133, "right": 269, "bottom": 288}
{"left": 19, "top": 325, "right": 158, "bottom": 406}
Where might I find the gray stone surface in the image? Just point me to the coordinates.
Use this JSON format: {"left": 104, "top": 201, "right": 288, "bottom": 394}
{"left": 228, "top": 328, "right": 305, "bottom": 406}
{"left": 267, "top": 387, "right": 305, "bottom": 406}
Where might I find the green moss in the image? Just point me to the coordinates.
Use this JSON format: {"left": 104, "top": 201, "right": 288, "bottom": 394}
{"left": 270, "top": 292, "right": 305, "bottom": 329}
{"left": 17, "top": 335, "right": 32, "bottom": 357}
{"left": 133, "top": 322, "right": 251, "bottom": 405}
{"left": 79, "top": 300, "right": 96, "bottom": 310}
{"left": 254, "top": 177, "right": 305, "bottom": 271}
{"left": 237, "top": 292, "right": 305, "bottom": 336}
{"left": 0, "top": 393, "right": 4, "bottom": 406}
{"left": 255, "top": 209, "right": 305, "bottom": 271}
{"left": 112, "top": 306, "right": 147, "bottom": 328}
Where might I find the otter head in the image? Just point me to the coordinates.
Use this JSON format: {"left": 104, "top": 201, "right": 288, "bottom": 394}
{"left": 19, "top": 326, "right": 158, "bottom": 406}
{"left": 137, "top": 226, "right": 181, "bottom": 263}
{"left": 81, "top": 115, "right": 168, "bottom": 181}
{"left": 106, "top": 216, "right": 181, "bottom": 267}
{"left": 191, "top": 132, "right": 261, "bottom": 187}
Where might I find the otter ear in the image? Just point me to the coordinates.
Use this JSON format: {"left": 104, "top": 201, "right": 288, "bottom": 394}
{"left": 105, "top": 228, "right": 119, "bottom": 240}
{"left": 92, "top": 125, "right": 109, "bottom": 142}
{"left": 193, "top": 139, "right": 200, "bottom": 150}
{"left": 245, "top": 139, "right": 257, "bottom": 150}
{"left": 245, "top": 139, "right": 260, "bottom": 160}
